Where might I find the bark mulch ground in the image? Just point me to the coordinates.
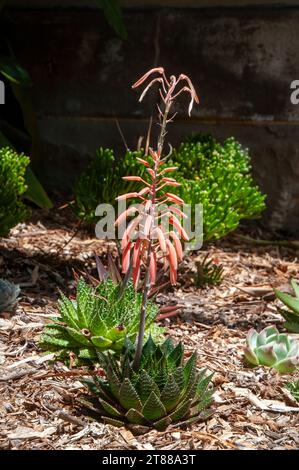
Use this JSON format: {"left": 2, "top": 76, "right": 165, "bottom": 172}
{"left": 0, "top": 210, "right": 298, "bottom": 450}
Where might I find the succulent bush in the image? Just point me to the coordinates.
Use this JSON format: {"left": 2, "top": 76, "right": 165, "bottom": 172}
{"left": 274, "top": 280, "right": 299, "bottom": 333}
{"left": 80, "top": 337, "right": 214, "bottom": 431}
{"left": 74, "top": 135, "right": 266, "bottom": 242}
{"left": 0, "top": 146, "right": 30, "bottom": 236}
{"left": 0, "top": 279, "right": 20, "bottom": 313}
{"left": 286, "top": 379, "right": 299, "bottom": 402}
{"left": 171, "top": 134, "right": 266, "bottom": 241}
{"left": 73, "top": 148, "right": 146, "bottom": 224}
{"left": 40, "top": 278, "right": 163, "bottom": 363}
{"left": 244, "top": 326, "right": 299, "bottom": 374}
{"left": 195, "top": 254, "right": 225, "bottom": 288}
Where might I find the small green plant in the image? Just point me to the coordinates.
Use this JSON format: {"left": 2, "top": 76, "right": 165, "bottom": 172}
{"left": 0, "top": 146, "right": 30, "bottom": 237}
{"left": 274, "top": 280, "right": 299, "bottom": 333}
{"left": 244, "top": 326, "right": 299, "bottom": 374}
{"left": 171, "top": 134, "right": 266, "bottom": 241}
{"left": 80, "top": 336, "right": 214, "bottom": 431}
{"left": 73, "top": 148, "right": 146, "bottom": 224}
{"left": 195, "top": 254, "right": 224, "bottom": 288}
{"left": 40, "top": 278, "right": 163, "bottom": 363}
{"left": 73, "top": 148, "right": 115, "bottom": 224}
{"left": 286, "top": 379, "right": 299, "bottom": 402}
{"left": 0, "top": 279, "right": 20, "bottom": 313}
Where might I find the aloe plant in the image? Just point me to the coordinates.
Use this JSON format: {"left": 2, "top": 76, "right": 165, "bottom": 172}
{"left": 171, "top": 135, "right": 266, "bottom": 241}
{"left": 274, "top": 280, "right": 299, "bottom": 333}
{"left": 40, "top": 278, "right": 163, "bottom": 362}
{"left": 244, "top": 326, "right": 299, "bottom": 374}
{"left": 75, "top": 67, "right": 214, "bottom": 431}
{"left": 80, "top": 337, "right": 214, "bottom": 431}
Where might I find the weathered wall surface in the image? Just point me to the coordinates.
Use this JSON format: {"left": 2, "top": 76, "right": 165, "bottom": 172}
{"left": 2, "top": 5, "right": 299, "bottom": 233}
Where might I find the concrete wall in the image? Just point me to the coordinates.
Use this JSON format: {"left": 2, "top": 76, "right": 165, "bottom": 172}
{"left": 2, "top": 4, "right": 299, "bottom": 234}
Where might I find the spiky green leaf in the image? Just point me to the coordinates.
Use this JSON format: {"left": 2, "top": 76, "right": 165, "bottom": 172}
{"left": 142, "top": 391, "right": 166, "bottom": 421}
{"left": 66, "top": 327, "right": 92, "bottom": 347}
{"left": 119, "top": 379, "right": 142, "bottom": 411}
{"left": 98, "top": 397, "right": 122, "bottom": 418}
{"left": 58, "top": 296, "right": 79, "bottom": 329}
{"left": 125, "top": 409, "right": 149, "bottom": 425}
{"left": 274, "top": 288, "right": 299, "bottom": 315}
{"left": 160, "top": 374, "right": 181, "bottom": 412}
{"left": 137, "top": 370, "right": 160, "bottom": 402}
{"left": 167, "top": 342, "right": 184, "bottom": 367}
{"left": 168, "top": 399, "right": 192, "bottom": 422}
{"left": 102, "top": 416, "right": 124, "bottom": 428}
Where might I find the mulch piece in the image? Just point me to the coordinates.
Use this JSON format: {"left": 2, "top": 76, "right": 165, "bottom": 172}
{"left": 0, "top": 209, "right": 299, "bottom": 450}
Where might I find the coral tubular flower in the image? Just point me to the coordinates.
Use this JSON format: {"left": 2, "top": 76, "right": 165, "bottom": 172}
{"left": 114, "top": 206, "right": 139, "bottom": 226}
{"left": 116, "top": 192, "right": 139, "bottom": 201}
{"left": 117, "top": 67, "right": 199, "bottom": 370}
{"left": 131, "top": 67, "right": 164, "bottom": 89}
{"left": 165, "top": 193, "right": 184, "bottom": 205}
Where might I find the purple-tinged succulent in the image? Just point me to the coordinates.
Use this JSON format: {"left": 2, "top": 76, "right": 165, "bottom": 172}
{"left": 0, "top": 279, "right": 20, "bottom": 313}
{"left": 244, "top": 326, "right": 299, "bottom": 374}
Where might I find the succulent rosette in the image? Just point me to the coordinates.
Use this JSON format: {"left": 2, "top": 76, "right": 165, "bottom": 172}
{"left": 244, "top": 326, "right": 299, "bottom": 374}
{"left": 80, "top": 337, "right": 214, "bottom": 431}
{"left": 0, "top": 279, "right": 20, "bottom": 313}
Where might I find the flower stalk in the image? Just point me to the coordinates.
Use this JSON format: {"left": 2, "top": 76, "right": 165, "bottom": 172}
{"left": 115, "top": 67, "right": 199, "bottom": 370}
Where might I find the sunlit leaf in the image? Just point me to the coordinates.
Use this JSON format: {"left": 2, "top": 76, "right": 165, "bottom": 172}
{"left": 0, "top": 55, "right": 32, "bottom": 87}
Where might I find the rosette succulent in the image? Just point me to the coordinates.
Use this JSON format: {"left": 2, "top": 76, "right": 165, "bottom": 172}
{"left": 0, "top": 279, "right": 20, "bottom": 313}
{"left": 274, "top": 279, "right": 299, "bottom": 333}
{"left": 80, "top": 337, "right": 214, "bottom": 431}
{"left": 40, "top": 278, "right": 163, "bottom": 363}
{"left": 244, "top": 326, "right": 299, "bottom": 374}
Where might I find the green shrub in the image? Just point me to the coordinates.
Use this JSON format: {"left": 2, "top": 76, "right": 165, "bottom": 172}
{"left": 80, "top": 336, "right": 214, "bottom": 431}
{"left": 0, "top": 147, "right": 30, "bottom": 237}
{"left": 171, "top": 135, "right": 266, "bottom": 241}
{"left": 40, "top": 278, "right": 164, "bottom": 363}
{"left": 73, "top": 148, "right": 146, "bottom": 224}
{"left": 74, "top": 135, "right": 266, "bottom": 242}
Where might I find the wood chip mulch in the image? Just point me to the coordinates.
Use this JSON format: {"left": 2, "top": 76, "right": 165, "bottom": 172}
{"left": 0, "top": 211, "right": 298, "bottom": 450}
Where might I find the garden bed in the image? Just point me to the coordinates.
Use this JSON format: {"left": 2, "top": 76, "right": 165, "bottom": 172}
{"left": 0, "top": 209, "right": 299, "bottom": 450}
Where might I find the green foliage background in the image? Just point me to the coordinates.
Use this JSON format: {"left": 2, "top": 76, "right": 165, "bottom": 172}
{"left": 74, "top": 135, "right": 266, "bottom": 242}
